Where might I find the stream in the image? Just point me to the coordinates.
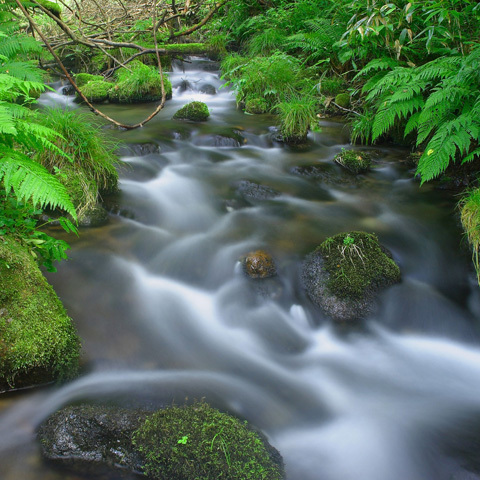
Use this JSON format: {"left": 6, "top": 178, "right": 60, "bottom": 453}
{"left": 2, "top": 57, "right": 480, "bottom": 480}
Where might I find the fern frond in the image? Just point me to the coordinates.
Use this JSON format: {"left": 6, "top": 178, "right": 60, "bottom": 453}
{"left": 417, "top": 115, "right": 480, "bottom": 183}
{"left": 416, "top": 56, "right": 462, "bottom": 81}
{"left": 372, "top": 95, "right": 424, "bottom": 141}
{"left": 0, "top": 33, "right": 42, "bottom": 59}
{"left": 404, "top": 111, "right": 421, "bottom": 136}
{"left": 0, "top": 148, "right": 77, "bottom": 219}
{"left": 355, "top": 57, "right": 401, "bottom": 80}
{"left": 0, "top": 60, "right": 43, "bottom": 82}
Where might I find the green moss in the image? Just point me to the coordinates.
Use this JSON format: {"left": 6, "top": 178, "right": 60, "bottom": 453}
{"left": 319, "top": 231, "right": 401, "bottom": 299}
{"left": 74, "top": 73, "right": 104, "bottom": 87}
{"left": 132, "top": 402, "right": 283, "bottom": 480}
{"left": 334, "top": 148, "right": 372, "bottom": 174}
{"left": 334, "top": 92, "right": 350, "bottom": 108}
{"left": 245, "top": 98, "right": 268, "bottom": 114}
{"left": 78, "top": 80, "right": 111, "bottom": 103}
{"left": 0, "top": 237, "right": 80, "bottom": 391}
{"left": 28, "top": 0, "right": 61, "bottom": 16}
{"left": 109, "top": 62, "right": 172, "bottom": 103}
{"left": 173, "top": 101, "right": 210, "bottom": 122}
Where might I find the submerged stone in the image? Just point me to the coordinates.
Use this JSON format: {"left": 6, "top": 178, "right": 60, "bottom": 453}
{"left": 234, "top": 180, "right": 280, "bottom": 203}
{"left": 303, "top": 231, "right": 401, "bottom": 322}
{"left": 242, "top": 250, "right": 277, "bottom": 279}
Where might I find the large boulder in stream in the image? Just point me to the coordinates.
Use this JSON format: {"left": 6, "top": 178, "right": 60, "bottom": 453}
{"left": 38, "top": 402, "right": 285, "bottom": 479}
{"left": 0, "top": 237, "right": 80, "bottom": 393}
{"left": 302, "top": 231, "right": 401, "bottom": 322}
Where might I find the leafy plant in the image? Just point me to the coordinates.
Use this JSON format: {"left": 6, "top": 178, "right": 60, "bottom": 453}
{"left": 354, "top": 45, "right": 480, "bottom": 183}
{"left": 276, "top": 95, "right": 317, "bottom": 143}
{"left": 35, "top": 107, "right": 119, "bottom": 216}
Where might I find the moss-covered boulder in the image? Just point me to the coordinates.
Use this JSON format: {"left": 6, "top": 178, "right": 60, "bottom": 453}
{"left": 303, "top": 231, "right": 401, "bottom": 322}
{"left": 0, "top": 237, "right": 80, "bottom": 392}
{"left": 334, "top": 148, "right": 372, "bottom": 174}
{"left": 319, "top": 77, "right": 346, "bottom": 96}
{"left": 245, "top": 97, "right": 268, "bottom": 114}
{"left": 173, "top": 101, "right": 210, "bottom": 122}
{"left": 78, "top": 80, "right": 111, "bottom": 103}
{"left": 334, "top": 93, "right": 350, "bottom": 109}
{"left": 109, "top": 61, "right": 172, "bottom": 103}
{"left": 74, "top": 73, "right": 104, "bottom": 87}
{"left": 133, "top": 402, "right": 285, "bottom": 480}
{"left": 38, "top": 402, "right": 285, "bottom": 480}
{"left": 242, "top": 250, "right": 277, "bottom": 279}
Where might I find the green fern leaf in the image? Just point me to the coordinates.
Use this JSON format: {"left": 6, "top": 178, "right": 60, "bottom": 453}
{"left": 0, "top": 149, "right": 77, "bottom": 219}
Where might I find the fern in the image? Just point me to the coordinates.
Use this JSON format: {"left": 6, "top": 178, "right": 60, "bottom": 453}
{"left": 0, "top": 149, "right": 76, "bottom": 218}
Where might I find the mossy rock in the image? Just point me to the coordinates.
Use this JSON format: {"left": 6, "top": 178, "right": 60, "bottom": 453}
{"left": 334, "top": 148, "right": 372, "bottom": 174}
{"left": 0, "top": 237, "right": 80, "bottom": 392}
{"left": 303, "top": 232, "right": 401, "bottom": 322}
{"left": 109, "top": 62, "right": 172, "bottom": 103}
{"left": 78, "top": 80, "right": 111, "bottom": 103}
{"left": 335, "top": 92, "right": 350, "bottom": 109}
{"left": 133, "top": 402, "right": 285, "bottom": 480}
{"left": 173, "top": 101, "right": 210, "bottom": 122}
{"left": 74, "top": 73, "right": 104, "bottom": 87}
{"left": 245, "top": 97, "right": 268, "bottom": 114}
{"left": 242, "top": 250, "right": 277, "bottom": 278}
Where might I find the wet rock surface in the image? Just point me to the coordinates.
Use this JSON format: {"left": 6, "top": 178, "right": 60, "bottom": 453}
{"left": 242, "top": 250, "right": 277, "bottom": 279}
{"left": 38, "top": 405, "right": 148, "bottom": 477}
{"left": 234, "top": 180, "right": 280, "bottom": 204}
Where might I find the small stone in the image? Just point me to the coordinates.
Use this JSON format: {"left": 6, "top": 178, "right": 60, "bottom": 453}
{"left": 242, "top": 250, "right": 277, "bottom": 279}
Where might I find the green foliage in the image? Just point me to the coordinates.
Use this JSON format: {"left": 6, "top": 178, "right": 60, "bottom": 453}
{"left": 222, "top": 52, "right": 302, "bottom": 110}
{"left": 354, "top": 45, "right": 480, "bottom": 183}
{"left": 460, "top": 187, "right": 480, "bottom": 284}
{"left": 319, "top": 231, "right": 401, "bottom": 299}
{"left": 35, "top": 107, "right": 119, "bottom": 216}
{"left": 110, "top": 61, "right": 172, "bottom": 103}
{"left": 0, "top": 236, "right": 80, "bottom": 390}
{"left": 132, "top": 402, "right": 283, "bottom": 480}
{"left": 276, "top": 96, "right": 317, "bottom": 143}
{"left": 173, "top": 101, "right": 210, "bottom": 122}
{"left": 0, "top": 190, "right": 74, "bottom": 271}
{"left": 318, "top": 76, "right": 346, "bottom": 96}
{"left": 247, "top": 28, "right": 287, "bottom": 56}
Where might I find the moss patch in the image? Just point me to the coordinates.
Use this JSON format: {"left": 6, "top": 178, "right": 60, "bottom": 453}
{"left": 74, "top": 73, "right": 104, "bottom": 87}
{"left": 334, "top": 93, "right": 350, "bottom": 108}
{"left": 0, "top": 237, "right": 80, "bottom": 391}
{"left": 334, "top": 148, "right": 372, "bottom": 174}
{"left": 109, "top": 61, "right": 172, "bottom": 103}
{"left": 78, "top": 80, "right": 111, "bottom": 103}
{"left": 319, "top": 231, "right": 401, "bottom": 299}
{"left": 132, "top": 402, "right": 284, "bottom": 480}
{"left": 173, "top": 101, "right": 210, "bottom": 122}
{"left": 245, "top": 98, "right": 268, "bottom": 114}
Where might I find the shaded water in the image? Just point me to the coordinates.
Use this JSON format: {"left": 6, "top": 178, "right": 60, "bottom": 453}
{"left": 2, "top": 58, "right": 480, "bottom": 480}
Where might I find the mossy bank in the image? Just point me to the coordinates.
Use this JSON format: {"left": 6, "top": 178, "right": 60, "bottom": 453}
{"left": 0, "top": 236, "right": 80, "bottom": 392}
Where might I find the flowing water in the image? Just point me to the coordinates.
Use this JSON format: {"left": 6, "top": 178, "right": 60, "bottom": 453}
{"left": 2, "top": 58, "right": 480, "bottom": 480}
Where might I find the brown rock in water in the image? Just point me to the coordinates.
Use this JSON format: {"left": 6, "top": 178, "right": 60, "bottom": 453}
{"left": 243, "top": 250, "right": 277, "bottom": 278}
